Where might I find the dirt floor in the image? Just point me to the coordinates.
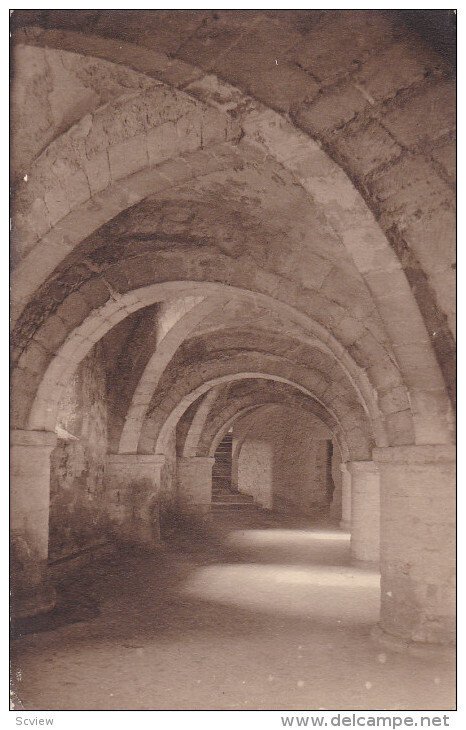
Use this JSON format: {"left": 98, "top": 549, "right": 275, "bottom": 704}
{"left": 11, "top": 510, "right": 456, "bottom": 711}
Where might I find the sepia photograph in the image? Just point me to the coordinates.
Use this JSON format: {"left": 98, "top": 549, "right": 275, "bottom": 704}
{"left": 9, "top": 5, "right": 457, "bottom": 719}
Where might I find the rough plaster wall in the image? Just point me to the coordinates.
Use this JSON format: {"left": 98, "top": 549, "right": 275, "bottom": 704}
{"left": 235, "top": 407, "right": 332, "bottom": 517}
{"left": 160, "top": 428, "right": 177, "bottom": 513}
{"left": 272, "top": 412, "right": 331, "bottom": 516}
{"left": 48, "top": 343, "right": 108, "bottom": 561}
{"left": 238, "top": 440, "right": 274, "bottom": 509}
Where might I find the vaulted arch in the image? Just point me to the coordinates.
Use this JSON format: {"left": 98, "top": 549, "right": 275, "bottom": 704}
{"left": 10, "top": 11, "right": 456, "bottom": 660}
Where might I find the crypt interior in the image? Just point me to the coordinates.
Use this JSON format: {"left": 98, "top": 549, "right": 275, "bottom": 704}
{"left": 10, "top": 9, "right": 456, "bottom": 711}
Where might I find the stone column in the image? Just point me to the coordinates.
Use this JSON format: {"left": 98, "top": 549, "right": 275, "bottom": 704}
{"left": 348, "top": 461, "right": 380, "bottom": 564}
{"left": 339, "top": 463, "right": 352, "bottom": 530}
{"left": 329, "top": 479, "right": 342, "bottom": 521}
{"left": 105, "top": 454, "right": 165, "bottom": 548}
{"left": 373, "top": 445, "right": 455, "bottom": 649}
{"left": 10, "top": 429, "right": 57, "bottom": 618}
{"left": 177, "top": 456, "right": 215, "bottom": 518}
{"left": 231, "top": 437, "right": 240, "bottom": 490}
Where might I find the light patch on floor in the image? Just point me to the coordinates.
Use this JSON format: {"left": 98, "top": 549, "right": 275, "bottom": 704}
{"left": 225, "top": 528, "right": 350, "bottom": 546}
{"left": 181, "top": 563, "right": 380, "bottom": 623}
{"left": 11, "top": 519, "right": 454, "bottom": 711}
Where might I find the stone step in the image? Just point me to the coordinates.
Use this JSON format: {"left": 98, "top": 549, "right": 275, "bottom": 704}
{"left": 212, "top": 493, "right": 254, "bottom": 503}
{"left": 211, "top": 502, "right": 258, "bottom": 511}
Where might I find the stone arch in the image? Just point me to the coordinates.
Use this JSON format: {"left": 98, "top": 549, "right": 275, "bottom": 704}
{"left": 179, "top": 376, "right": 340, "bottom": 459}
{"left": 11, "top": 19, "right": 455, "bottom": 409}
{"left": 11, "top": 68, "right": 241, "bottom": 322}
{"left": 117, "top": 296, "right": 222, "bottom": 452}
{"left": 181, "top": 387, "right": 221, "bottom": 458}
{"left": 209, "top": 405, "right": 267, "bottom": 459}
{"left": 9, "top": 12, "right": 456, "bottom": 650}
{"left": 145, "top": 363, "right": 365, "bottom": 460}
{"left": 229, "top": 405, "right": 308, "bottom": 491}
{"left": 200, "top": 389, "right": 340, "bottom": 460}
{"left": 123, "top": 317, "right": 390, "bottom": 455}
{"left": 13, "top": 280, "right": 397, "bottom": 446}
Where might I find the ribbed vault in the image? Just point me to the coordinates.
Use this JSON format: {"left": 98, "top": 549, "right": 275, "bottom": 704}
{"left": 9, "top": 9, "right": 457, "bottom": 660}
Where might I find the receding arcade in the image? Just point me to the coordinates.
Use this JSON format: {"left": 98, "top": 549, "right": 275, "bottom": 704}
{"left": 10, "top": 9, "right": 455, "bottom": 674}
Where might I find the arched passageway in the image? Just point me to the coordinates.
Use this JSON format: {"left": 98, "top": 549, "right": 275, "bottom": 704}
{"left": 10, "top": 9, "right": 455, "bottom": 711}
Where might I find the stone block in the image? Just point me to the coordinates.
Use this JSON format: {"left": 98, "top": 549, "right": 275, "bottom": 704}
{"left": 296, "top": 83, "right": 369, "bottom": 136}
{"left": 383, "top": 80, "right": 455, "bottom": 148}
{"left": 32, "top": 314, "right": 69, "bottom": 352}
{"left": 356, "top": 40, "right": 445, "bottom": 103}
{"left": 392, "top": 342, "right": 446, "bottom": 391}
{"left": 159, "top": 60, "right": 204, "bottom": 89}
{"left": 369, "top": 155, "right": 452, "bottom": 224}
{"left": 320, "top": 268, "right": 375, "bottom": 321}
{"left": 291, "top": 10, "right": 396, "bottom": 82}
{"left": 44, "top": 183, "right": 71, "bottom": 226}
{"left": 17, "top": 340, "right": 51, "bottom": 374}
{"left": 348, "top": 460, "right": 380, "bottom": 563}
{"left": 78, "top": 277, "right": 111, "bottom": 310}
{"left": 376, "top": 447, "right": 455, "bottom": 644}
{"left": 27, "top": 197, "right": 52, "bottom": 239}
{"left": 108, "top": 135, "right": 148, "bottom": 181}
{"left": 155, "top": 157, "right": 192, "bottom": 186}
{"left": 401, "top": 206, "right": 455, "bottom": 276}
{"left": 384, "top": 410, "right": 415, "bottom": 446}
{"left": 334, "top": 120, "right": 402, "bottom": 177}
{"left": 247, "top": 64, "right": 318, "bottom": 114}
{"left": 146, "top": 121, "right": 177, "bottom": 166}
{"left": 83, "top": 151, "right": 111, "bottom": 195}
{"left": 177, "top": 14, "right": 252, "bottom": 69}
{"left": 431, "top": 138, "right": 456, "bottom": 182}
{"left": 378, "top": 385, "right": 410, "bottom": 415}
{"left": 56, "top": 291, "right": 93, "bottom": 330}
{"left": 367, "top": 361, "right": 403, "bottom": 391}
{"left": 63, "top": 169, "right": 91, "bottom": 210}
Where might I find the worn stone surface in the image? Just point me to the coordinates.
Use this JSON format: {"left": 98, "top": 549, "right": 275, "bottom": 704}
{"left": 234, "top": 406, "right": 333, "bottom": 516}
{"left": 49, "top": 343, "right": 108, "bottom": 562}
{"left": 9, "top": 10, "right": 456, "bottom": 667}
{"left": 348, "top": 461, "right": 380, "bottom": 564}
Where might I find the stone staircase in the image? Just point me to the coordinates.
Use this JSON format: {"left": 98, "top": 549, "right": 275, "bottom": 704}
{"left": 211, "top": 433, "right": 255, "bottom": 513}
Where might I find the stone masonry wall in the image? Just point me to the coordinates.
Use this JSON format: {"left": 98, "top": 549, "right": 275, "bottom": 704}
{"left": 48, "top": 343, "right": 109, "bottom": 562}
{"left": 235, "top": 407, "right": 333, "bottom": 517}
{"left": 272, "top": 413, "right": 332, "bottom": 517}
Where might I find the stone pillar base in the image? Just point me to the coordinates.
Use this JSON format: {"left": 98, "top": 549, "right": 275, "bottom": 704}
{"left": 11, "top": 581, "right": 57, "bottom": 621}
{"left": 11, "top": 430, "right": 58, "bottom": 619}
{"left": 105, "top": 454, "right": 165, "bottom": 549}
{"left": 339, "top": 463, "right": 351, "bottom": 531}
{"left": 351, "top": 558, "right": 379, "bottom": 572}
{"left": 371, "top": 625, "right": 455, "bottom": 659}
{"left": 329, "top": 470, "right": 342, "bottom": 522}
{"left": 348, "top": 460, "right": 380, "bottom": 564}
{"left": 177, "top": 457, "right": 215, "bottom": 517}
{"left": 374, "top": 445, "right": 455, "bottom": 647}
